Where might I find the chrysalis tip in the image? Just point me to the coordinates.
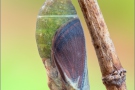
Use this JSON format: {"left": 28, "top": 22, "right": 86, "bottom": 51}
{"left": 64, "top": 72, "right": 80, "bottom": 90}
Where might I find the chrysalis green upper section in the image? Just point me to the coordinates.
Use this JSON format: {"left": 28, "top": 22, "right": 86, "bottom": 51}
{"left": 38, "top": 0, "right": 76, "bottom": 15}
{"left": 36, "top": 0, "right": 77, "bottom": 58}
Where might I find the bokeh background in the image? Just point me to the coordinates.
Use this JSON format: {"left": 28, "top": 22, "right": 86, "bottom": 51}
{"left": 1, "top": 0, "right": 134, "bottom": 90}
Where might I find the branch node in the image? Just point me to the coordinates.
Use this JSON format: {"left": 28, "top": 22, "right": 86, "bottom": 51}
{"left": 102, "top": 68, "right": 126, "bottom": 87}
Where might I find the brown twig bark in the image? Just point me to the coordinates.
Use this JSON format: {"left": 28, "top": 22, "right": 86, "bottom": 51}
{"left": 78, "top": 0, "right": 127, "bottom": 90}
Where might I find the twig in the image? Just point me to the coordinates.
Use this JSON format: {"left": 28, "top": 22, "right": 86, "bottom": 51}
{"left": 77, "top": 0, "right": 127, "bottom": 90}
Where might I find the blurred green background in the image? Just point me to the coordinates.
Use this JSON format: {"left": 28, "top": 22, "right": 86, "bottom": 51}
{"left": 1, "top": 0, "right": 134, "bottom": 90}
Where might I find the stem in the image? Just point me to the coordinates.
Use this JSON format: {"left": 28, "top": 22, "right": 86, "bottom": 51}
{"left": 77, "top": 0, "right": 127, "bottom": 90}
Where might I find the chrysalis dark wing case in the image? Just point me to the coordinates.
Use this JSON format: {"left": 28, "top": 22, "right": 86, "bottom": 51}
{"left": 52, "top": 18, "right": 90, "bottom": 90}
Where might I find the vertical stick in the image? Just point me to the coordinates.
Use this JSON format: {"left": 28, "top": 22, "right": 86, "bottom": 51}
{"left": 78, "top": 0, "right": 127, "bottom": 90}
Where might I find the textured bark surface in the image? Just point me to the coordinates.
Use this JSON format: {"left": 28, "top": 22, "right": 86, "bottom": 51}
{"left": 78, "top": 0, "right": 127, "bottom": 90}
